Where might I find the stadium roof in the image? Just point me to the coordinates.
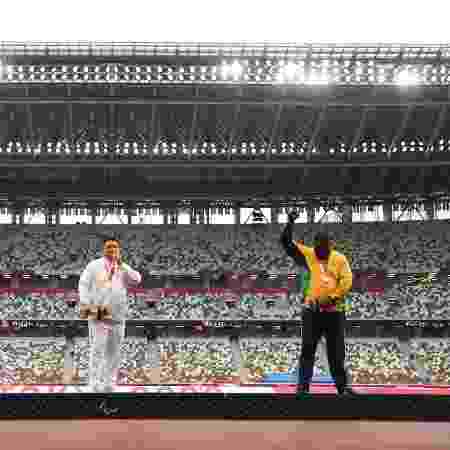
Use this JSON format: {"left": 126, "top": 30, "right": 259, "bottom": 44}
{"left": 0, "top": 42, "right": 448, "bottom": 200}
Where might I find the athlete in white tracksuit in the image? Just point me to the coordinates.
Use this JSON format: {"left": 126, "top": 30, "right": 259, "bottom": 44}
{"left": 78, "top": 238, "right": 141, "bottom": 391}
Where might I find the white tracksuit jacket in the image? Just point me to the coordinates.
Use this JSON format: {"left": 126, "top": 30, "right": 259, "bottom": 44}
{"left": 78, "top": 257, "right": 141, "bottom": 389}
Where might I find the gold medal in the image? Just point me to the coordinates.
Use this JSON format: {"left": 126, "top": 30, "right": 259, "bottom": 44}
{"left": 316, "top": 263, "right": 337, "bottom": 300}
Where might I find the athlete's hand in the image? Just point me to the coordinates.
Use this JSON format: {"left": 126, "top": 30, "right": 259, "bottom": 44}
{"left": 80, "top": 304, "right": 100, "bottom": 320}
{"left": 305, "top": 296, "right": 335, "bottom": 305}
{"left": 80, "top": 304, "right": 90, "bottom": 319}
{"left": 304, "top": 295, "right": 319, "bottom": 305}
{"left": 99, "top": 305, "right": 113, "bottom": 321}
{"left": 318, "top": 296, "right": 340, "bottom": 305}
{"left": 288, "top": 210, "right": 299, "bottom": 224}
{"left": 117, "top": 257, "right": 127, "bottom": 271}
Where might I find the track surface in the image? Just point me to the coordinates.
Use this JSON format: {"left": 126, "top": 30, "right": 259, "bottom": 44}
{"left": 0, "top": 420, "right": 449, "bottom": 450}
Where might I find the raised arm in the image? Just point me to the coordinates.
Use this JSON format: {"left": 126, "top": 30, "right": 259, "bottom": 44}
{"left": 280, "top": 211, "right": 307, "bottom": 268}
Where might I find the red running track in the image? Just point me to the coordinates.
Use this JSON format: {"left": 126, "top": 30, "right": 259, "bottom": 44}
{"left": 0, "top": 419, "right": 449, "bottom": 450}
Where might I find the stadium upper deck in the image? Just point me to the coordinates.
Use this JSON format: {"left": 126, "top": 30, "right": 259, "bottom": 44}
{"left": 0, "top": 42, "right": 447, "bottom": 200}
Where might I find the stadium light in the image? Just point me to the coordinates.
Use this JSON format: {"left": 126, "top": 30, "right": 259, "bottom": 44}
{"left": 0, "top": 59, "right": 447, "bottom": 85}
{"left": 395, "top": 69, "right": 419, "bottom": 85}
{"left": 284, "top": 62, "right": 298, "bottom": 79}
{"left": 221, "top": 61, "right": 243, "bottom": 80}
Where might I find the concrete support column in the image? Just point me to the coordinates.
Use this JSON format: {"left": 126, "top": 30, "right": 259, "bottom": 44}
{"left": 341, "top": 204, "right": 352, "bottom": 224}
{"left": 383, "top": 201, "right": 392, "bottom": 222}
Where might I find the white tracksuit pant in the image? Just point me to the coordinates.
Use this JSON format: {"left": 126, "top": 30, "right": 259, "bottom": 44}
{"left": 88, "top": 319, "right": 125, "bottom": 388}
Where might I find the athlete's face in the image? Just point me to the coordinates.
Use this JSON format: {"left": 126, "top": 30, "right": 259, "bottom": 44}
{"left": 103, "top": 240, "right": 120, "bottom": 261}
{"left": 314, "top": 239, "right": 335, "bottom": 260}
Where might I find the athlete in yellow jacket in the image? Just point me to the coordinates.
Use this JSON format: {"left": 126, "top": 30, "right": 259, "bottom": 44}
{"left": 294, "top": 239, "right": 353, "bottom": 312}
{"left": 281, "top": 210, "right": 356, "bottom": 396}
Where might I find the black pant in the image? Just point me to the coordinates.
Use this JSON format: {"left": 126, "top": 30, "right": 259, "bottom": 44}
{"left": 298, "top": 310, "right": 348, "bottom": 390}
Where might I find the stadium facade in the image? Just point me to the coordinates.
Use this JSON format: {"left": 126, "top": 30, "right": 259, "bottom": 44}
{"left": 0, "top": 42, "right": 449, "bottom": 392}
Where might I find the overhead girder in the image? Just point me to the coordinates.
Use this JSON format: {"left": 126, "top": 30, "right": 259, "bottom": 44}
{"left": 349, "top": 107, "right": 369, "bottom": 160}
{"left": 4, "top": 96, "right": 450, "bottom": 107}
{"left": 0, "top": 159, "right": 445, "bottom": 168}
{"left": 388, "top": 105, "right": 413, "bottom": 155}
{"left": 306, "top": 107, "right": 327, "bottom": 159}
{"left": 0, "top": 167, "right": 445, "bottom": 198}
{"left": 426, "top": 105, "right": 447, "bottom": 152}
{"left": 267, "top": 104, "right": 283, "bottom": 160}
{"left": 227, "top": 102, "right": 241, "bottom": 157}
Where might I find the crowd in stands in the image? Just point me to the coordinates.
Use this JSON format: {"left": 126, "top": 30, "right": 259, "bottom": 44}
{"left": 1, "top": 283, "right": 450, "bottom": 321}
{"left": 0, "top": 286, "right": 446, "bottom": 386}
{"left": 0, "top": 220, "right": 450, "bottom": 276}
{"left": 0, "top": 337, "right": 448, "bottom": 386}
{"left": 345, "top": 282, "right": 450, "bottom": 319}
{"left": 0, "top": 221, "right": 449, "bottom": 386}
{"left": 0, "top": 339, "right": 66, "bottom": 385}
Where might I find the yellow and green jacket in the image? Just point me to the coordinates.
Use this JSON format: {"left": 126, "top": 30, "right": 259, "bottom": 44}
{"left": 295, "top": 242, "right": 353, "bottom": 311}
{"left": 281, "top": 223, "right": 353, "bottom": 312}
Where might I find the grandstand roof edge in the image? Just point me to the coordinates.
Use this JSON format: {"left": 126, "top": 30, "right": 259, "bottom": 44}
{"left": 0, "top": 41, "right": 448, "bottom": 45}
{"left": 0, "top": 41, "right": 448, "bottom": 56}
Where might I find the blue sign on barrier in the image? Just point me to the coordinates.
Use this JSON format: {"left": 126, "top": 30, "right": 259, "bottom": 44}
{"left": 262, "top": 371, "right": 334, "bottom": 384}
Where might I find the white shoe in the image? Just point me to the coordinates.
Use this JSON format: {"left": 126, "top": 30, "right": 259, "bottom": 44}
{"left": 90, "top": 384, "right": 115, "bottom": 393}
{"left": 89, "top": 384, "right": 103, "bottom": 393}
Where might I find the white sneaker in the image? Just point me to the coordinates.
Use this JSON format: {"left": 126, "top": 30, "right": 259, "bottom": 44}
{"left": 90, "top": 384, "right": 115, "bottom": 393}
{"left": 89, "top": 384, "right": 102, "bottom": 392}
{"left": 102, "top": 385, "right": 115, "bottom": 393}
